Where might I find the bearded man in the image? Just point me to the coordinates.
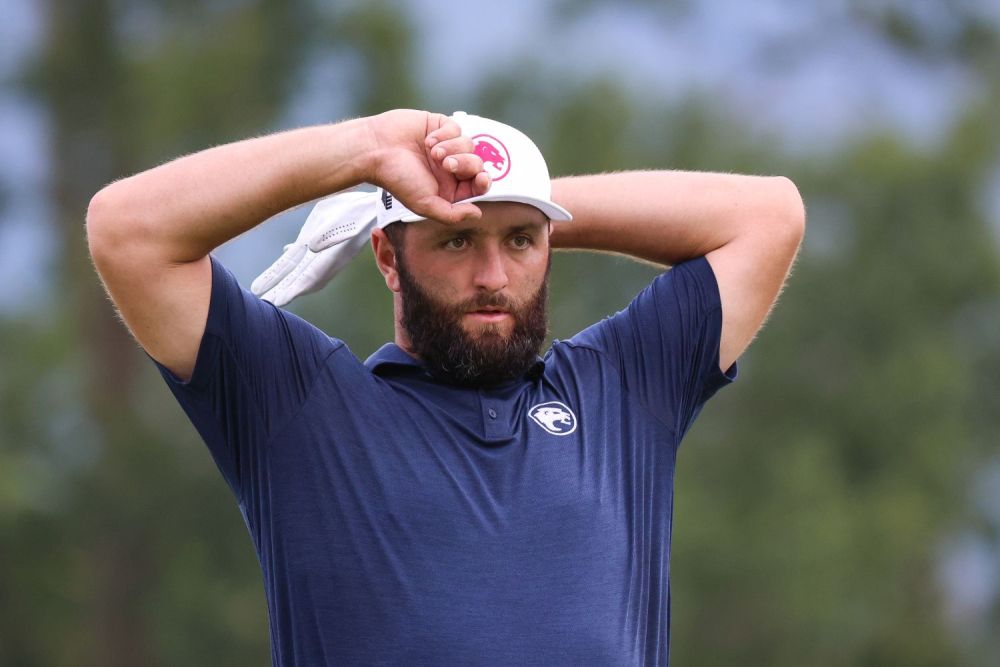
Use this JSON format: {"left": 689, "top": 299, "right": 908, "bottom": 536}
{"left": 86, "top": 109, "right": 804, "bottom": 666}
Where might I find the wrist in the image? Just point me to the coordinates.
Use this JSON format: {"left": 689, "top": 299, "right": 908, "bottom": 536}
{"left": 355, "top": 114, "right": 384, "bottom": 186}
{"left": 355, "top": 109, "right": 435, "bottom": 190}
{"left": 548, "top": 219, "right": 572, "bottom": 250}
{"left": 316, "top": 116, "right": 382, "bottom": 192}
{"left": 548, "top": 178, "right": 577, "bottom": 250}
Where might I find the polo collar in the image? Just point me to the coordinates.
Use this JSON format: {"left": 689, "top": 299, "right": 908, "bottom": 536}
{"left": 363, "top": 342, "right": 546, "bottom": 387}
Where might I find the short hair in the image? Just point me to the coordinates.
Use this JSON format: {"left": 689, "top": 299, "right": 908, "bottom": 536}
{"left": 383, "top": 221, "right": 409, "bottom": 259}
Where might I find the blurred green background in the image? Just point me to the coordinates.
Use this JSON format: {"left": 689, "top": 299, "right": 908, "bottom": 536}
{"left": 2, "top": 0, "right": 999, "bottom": 665}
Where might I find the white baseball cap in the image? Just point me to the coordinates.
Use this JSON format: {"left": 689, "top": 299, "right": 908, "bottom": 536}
{"left": 376, "top": 110, "right": 573, "bottom": 226}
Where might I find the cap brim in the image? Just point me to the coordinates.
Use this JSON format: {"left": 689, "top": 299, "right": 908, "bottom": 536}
{"left": 400, "top": 193, "right": 573, "bottom": 224}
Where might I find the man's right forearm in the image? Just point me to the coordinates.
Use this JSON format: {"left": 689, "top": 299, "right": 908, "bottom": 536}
{"left": 87, "top": 116, "right": 376, "bottom": 264}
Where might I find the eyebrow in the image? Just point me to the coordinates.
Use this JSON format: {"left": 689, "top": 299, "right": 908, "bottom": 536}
{"left": 434, "top": 221, "right": 548, "bottom": 239}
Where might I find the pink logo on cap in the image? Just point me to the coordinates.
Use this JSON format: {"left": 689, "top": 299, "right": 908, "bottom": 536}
{"left": 472, "top": 134, "right": 511, "bottom": 181}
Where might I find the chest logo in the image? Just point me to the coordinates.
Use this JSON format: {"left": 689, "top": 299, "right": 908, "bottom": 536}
{"left": 528, "top": 401, "right": 577, "bottom": 436}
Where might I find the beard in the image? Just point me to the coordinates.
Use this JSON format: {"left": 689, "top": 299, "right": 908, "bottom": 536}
{"left": 396, "top": 249, "right": 551, "bottom": 388}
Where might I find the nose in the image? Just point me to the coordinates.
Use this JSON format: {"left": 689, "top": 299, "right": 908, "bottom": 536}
{"left": 472, "top": 242, "right": 509, "bottom": 293}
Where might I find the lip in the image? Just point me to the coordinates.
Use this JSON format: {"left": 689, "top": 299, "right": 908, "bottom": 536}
{"left": 467, "top": 311, "right": 510, "bottom": 322}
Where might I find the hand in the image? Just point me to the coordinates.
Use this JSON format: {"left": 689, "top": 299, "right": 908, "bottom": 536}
{"left": 250, "top": 191, "right": 378, "bottom": 307}
{"left": 363, "top": 109, "right": 492, "bottom": 224}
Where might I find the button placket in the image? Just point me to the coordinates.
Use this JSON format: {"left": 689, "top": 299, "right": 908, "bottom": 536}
{"left": 478, "top": 389, "right": 510, "bottom": 439}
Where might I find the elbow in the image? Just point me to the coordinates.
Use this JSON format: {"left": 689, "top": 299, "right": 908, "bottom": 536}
{"left": 86, "top": 182, "right": 136, "bottom": 261}
{"left": 86, "top": 187, "right": 118, "bottom": 262}
{"left": 772, "top": 176, "right": 806, "bottom": 241}
{"left": 86, "top": 186, "right": 114, "bottom": 231}
{"left": 84, "top": 188, "right": 111, "bottom": 261}
{"left": 87, "top": 183, "right": 142, "bottom": 269}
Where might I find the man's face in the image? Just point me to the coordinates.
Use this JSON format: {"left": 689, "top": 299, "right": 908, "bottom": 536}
{"left": 389, "top": 202, "right": 552, "bottom": 388}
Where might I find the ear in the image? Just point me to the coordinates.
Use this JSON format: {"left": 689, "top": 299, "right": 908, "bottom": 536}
{"left": 371, "top": 228, "right": 401, "bottom": 293}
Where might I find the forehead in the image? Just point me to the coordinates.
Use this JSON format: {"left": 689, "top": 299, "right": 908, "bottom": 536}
{"left": 410, "top": 201, "right": 549, "bottom": 238}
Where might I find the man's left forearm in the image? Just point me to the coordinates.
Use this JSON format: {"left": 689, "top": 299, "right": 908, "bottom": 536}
{"left": 549, "top": 170, "right": 803, "bottom": 266}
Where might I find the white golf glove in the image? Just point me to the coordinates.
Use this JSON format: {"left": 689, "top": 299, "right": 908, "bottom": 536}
{"left": 251, "top": 190, "right": 381, "bottom": 307}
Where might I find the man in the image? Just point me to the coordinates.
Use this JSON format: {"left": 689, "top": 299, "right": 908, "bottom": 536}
{"left": 86, "top": 109, "right": 804, "bottom": 666}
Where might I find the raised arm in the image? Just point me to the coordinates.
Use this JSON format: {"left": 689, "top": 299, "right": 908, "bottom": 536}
{"left": 549, "top": 170, "right": 805, "bottom": 373}
{"left": 86, "top": 110, "right": 491, "bottom": 382}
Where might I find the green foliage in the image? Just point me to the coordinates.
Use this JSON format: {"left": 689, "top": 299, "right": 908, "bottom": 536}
{"left": 2, "top": 0, "right": 999, "bottom": 664}
{"left": 670, "top": 98, "right": 1000, "bottom": 666}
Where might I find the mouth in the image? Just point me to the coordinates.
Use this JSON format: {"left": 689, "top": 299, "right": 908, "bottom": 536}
{"left": 467, "top": 309, "right": 510, "bottom": 322}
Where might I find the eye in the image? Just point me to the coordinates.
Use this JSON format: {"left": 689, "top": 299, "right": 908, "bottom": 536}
{"left": 511, "top": 235, "right": 532, "bottom": 249}
{"left": 444, "top": 237, "right": 468, "bottom": 250}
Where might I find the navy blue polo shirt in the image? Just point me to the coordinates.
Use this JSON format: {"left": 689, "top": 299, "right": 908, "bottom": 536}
{"left": 148, "top": 252, "right": 738, "bottom": 667}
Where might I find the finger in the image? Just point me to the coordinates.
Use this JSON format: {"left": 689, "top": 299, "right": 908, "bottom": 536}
{"left": 453, "top": 171, "right": 492, "bottom": 201}
{"left": 251, "top": 244, "right": 307, "bottom": 296}
{"left": 425, "top": 117, "right": 462, "bottom": 149}
{"left": 262, "top": 251, "right": 316, "bottom": 306}
{"left": 261, "top": 278, "right": 293, "bottom": 306}
{"left": 472, "top": 171, "right": 492, "bottom": 196}
{"left": 416, "top": 196, "right": 482, "bottom": 225}
{"left": 261, "top": 286, "right": 287, "bottom": 307}
{"left": 429, "top": 135, "right": 474, "bottom": 160}
{"left": 441, "top": 153, "right": 486, "bottom": 180}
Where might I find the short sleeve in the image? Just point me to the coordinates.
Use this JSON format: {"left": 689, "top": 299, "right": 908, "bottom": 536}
{"left": 144, "top": 253, "right": 342, "bottom": 501}
{"left": 565, "top": 255, "right": 738, "bottom": 439}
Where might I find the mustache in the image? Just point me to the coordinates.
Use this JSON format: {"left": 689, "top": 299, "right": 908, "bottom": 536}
{"left": 464, "top": 297, "right": 515, "bottom": 312}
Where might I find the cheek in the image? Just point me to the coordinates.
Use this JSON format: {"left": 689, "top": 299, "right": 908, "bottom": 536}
{"left": 521, "top": 257, "right": 549, "bottom": 290}
{"left": 416, "top": 274, "right": 465, "bottom": 308}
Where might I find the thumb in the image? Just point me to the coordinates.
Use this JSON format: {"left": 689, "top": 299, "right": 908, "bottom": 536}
{"left": 414, "top": 195, "right": 482, "bottom": 225}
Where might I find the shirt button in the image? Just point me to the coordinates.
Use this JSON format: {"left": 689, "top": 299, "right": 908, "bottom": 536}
{"left": 488, "top": 408, "right": 498, "bottom": 419}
